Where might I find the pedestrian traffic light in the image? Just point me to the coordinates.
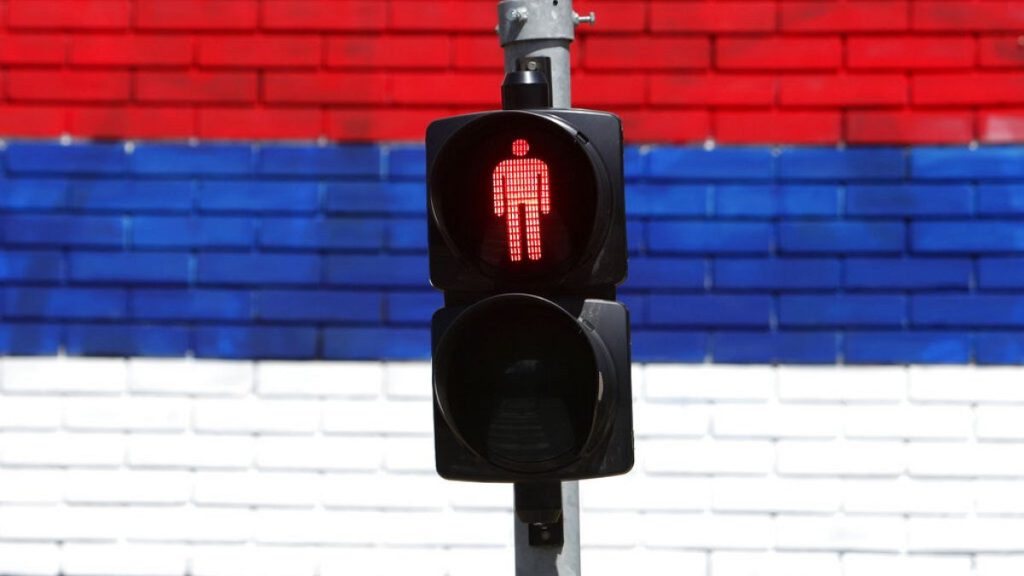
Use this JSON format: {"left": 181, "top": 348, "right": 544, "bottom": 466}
{"left": 427, "top": 108, "right": 633, "bottom": 482}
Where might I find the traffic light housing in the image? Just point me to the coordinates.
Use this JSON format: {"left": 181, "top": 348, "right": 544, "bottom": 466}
{"left": 427, "top": 108, "right": 633, "bottom": 482}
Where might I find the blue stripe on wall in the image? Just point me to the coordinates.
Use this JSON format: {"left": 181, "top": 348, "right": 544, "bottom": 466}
{"left": 1, "top": 142, "right": 1024, "bottom": 364}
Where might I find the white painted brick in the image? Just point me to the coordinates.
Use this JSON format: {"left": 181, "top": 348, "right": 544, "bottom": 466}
{"left": 776, "top": 440, "right": 904, "bottom": 477}
{"left": 0, "top": 469, "right": 64, "bottom": 503}
{"left": 644, "top": 439, "right": 773, "bottom": 475}
{"left": 63, "top": 397, "right": 190, "bottom": 432}
{"left": 711, "top": 477, "right": 841, "bottom": 514}
{"left": 583, "top": 474, "right": 709, "bottom": 512}
{"left": 384, "top": 436, "right": 435, "bottom": 472}
{"left": 254, "top": 510, "right": 508, "bottom": 547}
{"left": 711, "top": 551, "right": 841, "bottom": 576}
{"left": 193, "top": 471, "right": 321, "bottom": 507}
{"left": 712, "top": 404, "right": 841, "bottom": 439}
{"left": 910, "top": 366, "right": 1024, "bottom": 403}
{"left": 580, "top": 511, "right": 640, "bottom": 547}
{"left": 1, "top": 357, "right": 127, "bottom": 394}
{"left": 584, "top": 549, "right": 705, "bottom": 576}
{"left": 61, "top": 544, "right": 188, "bottom": 576}
{"left": 908, "top": 442, "right": 1024, "bottom": 477}
{"left": 643, "top": 513, "right": 773, "bottom": 550}
{"left": 124, "top": 507, "right": 253, "bottom": 543}
{"left": 844, "top": 405, "right": 973, "bottom": 440}
{"left": 128, "top": 434, "right": 254, "bottom": 469}
{"left": 257, "top": 360, "right": 381, "bottom": 398}
{"left": 446, "top": 479, "right": 511, "bottom": 510}
{"left": 251, "top": 509, "right": 344, "bottom": 545}
{"left": 976, "top": 481, "right": 1024, "bottom": 514}
{"left": 322, "top": 398, "right": 432, "bottom": 435}
{"left": 843, "top": 478, "right": 974, "bottom": 515}
{"left": 631, "top": 363, "right": 644, "bottom": 401}
{"left": 976, "top": 405, "right": 1024, "bottom": 439}
{"left": 775, "top": 516, "right": 905, "bottom": 552}
{"left": 908, "top": 517, "right": 1024, "bottom": 552}
{"left": 191, "top": 545, "right": 319, "bottom": 576}
{"left": 0, "top": 543, "right": 61, "bottom": 576}
{"left": 0, "top": 505, "right": 125, "bottom": 541}
{"left": 447, "top": 548, "right": 515, "bottom": 576}
{"left": 843, "top": 553, "right": 972, "bottom": 576}
{"left": 977, "top": 555, "right": 1024, "bottom": 576}
{"left": 320, "top": 547, "right": 447, "bottom": 576}
{"left": 256, "top": 436, "right": 383, "bottom": 472}
{"left": 0, "top": 397, "right": 62, "bottom": 430}
{"left": 64, "top": 470, "right": 191, "bottom": 505}
{"left": 321, "top": 472, "right": 446, "bottom": 510}
{"left": 633, "top": 402, "right": 710, "bottom": 437}
{"left": 384, "top": 362, "right": 432, "bottom": 399}
{"left": 193, "top": 399, "right": 320, "bottom": 434}
{"left": 777, "top": 366, "right": 906, "bottom": 403}
{"left": 645, "top": 366, "right": 774, "bottom": 402}
{"left": 129, "top": 358, "right": 252, "bottom": 396}
{"left": 0, "top": 432, "right": 124, "bottom": 467}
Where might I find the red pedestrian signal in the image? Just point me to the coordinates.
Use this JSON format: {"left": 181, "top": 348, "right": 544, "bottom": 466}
{"left": 492, "top": 139, "right": 551, "bottom": 262}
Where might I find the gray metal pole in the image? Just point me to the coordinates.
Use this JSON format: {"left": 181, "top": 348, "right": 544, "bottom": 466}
{"left": 513, "top": 481, "right": 581, "bottom": 576}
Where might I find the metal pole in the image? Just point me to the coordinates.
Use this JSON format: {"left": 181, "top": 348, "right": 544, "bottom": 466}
{"left": 513, "top": 482, "right": 581, "bottom": 576}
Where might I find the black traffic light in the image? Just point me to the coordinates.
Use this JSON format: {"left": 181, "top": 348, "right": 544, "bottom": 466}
{"left": 427, "top": 108, "right": 632, "bottom": 482}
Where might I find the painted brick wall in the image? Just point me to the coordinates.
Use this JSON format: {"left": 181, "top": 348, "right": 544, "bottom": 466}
{"left": 0, "top": 0, "right": 1022, "bottom": 143}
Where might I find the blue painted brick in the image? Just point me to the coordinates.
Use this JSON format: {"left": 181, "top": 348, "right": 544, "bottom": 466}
{"left": 69, "top": 252, "right": 189, "bottom": 284}
{"left": 632, "top": 330, "right": 706, "bottom": 362}
{"left": 714, "top": 185, "right": 776, "bottom": 217}
{"left": 778, "top": 185, "right": 839, "bottom": 216}
{"left": 913, "top": 222, "right": 1024, "bottom": 253}
{"left": 387, "top": 291, "right": 442, "bottom": 323}
{"left": 647, "top": 295, "right": 772, "bottom": 327}
{"left": 779, "top": 222, "right": 904, "bottom": 253}
{"left": 714, "top": 258, "right": 840, "bottom": 290}
{"left": 66, "top": 324, "right": 189, "bottom": 357}
{"left": 69, "top": 179, "right": 193, "bottom": 212}
{"left": 845, "top": 258, "right": 972, "bottom": 289}
{"left": 4, "top": 288, "right": 127, "bottom": 320}
{"left": 0, "top": 215, "right": 125, "bottom": 247}
{"left": 388, "top": 219, "right": 427, "bottom": 251}
{"left": 627, "top": 221, "right": 645, "bottom": 253}
{"left": 627, "top": 184, "right": 707, "bottom": 216}
{"left": 780, "top": 295, "right": 904, "bottom": 327}
{"left": 323, "top": 327, "right": 430, "bottom": 359}
{"left": 0, "top": 323, "right": 61, "bottom": 355}
{"left": 197, "top": 254, "right": 321, "bottom": 285}
{"left": 978, "top": 258, "right": 1024, "bottom": 288}
{"left": 258, "top": 145, "right": 380, "bottom": 177}
{"left": 325, "top": 182, "right": 424, "bottom": 215}
{"left": 625, "top": 257, "right": 704, "bottom": 289}
{"left": 131, "top": 144, "right": 253, "bottom": 175}
{"left": 846, "top": 184, "right": 972, "bottom": 216}
{"left": 131, "top": 289, "right": 252, "bottom": 321}
{"left": 260, "top": 218, "right": 385, "bottom": 250}
{"left": 647, "top": 147, "right": 775, "bottom": 180}
{"left": 978, "top": 184, "right": 1024, "bottom": 215}
{"left": 779, "top": 147, "right": 905, "bottom": 180}
{"left": 325, "top": 255, "right": 428, "bottom": 288}
{"left": 257, "top": 290, "right": 382, "bottom": 322}
{"left": 649, "top": 222, "right": 773, "bottom": 254}
{"left": 6, "top": 143, "right": 127, "bottom": 175}
{"left": 195, "top": 326, "right": 317, "bottom": 359}
{"left": 0, "top": 178, "right": 67, "bottom": 210}
{"left": 912, "top": 146, "right": 1024, "bottom": 180}
{"left": 618, "top": 294, "right": 647, "bottom": 325}
{"left": 845, "top": 331, "right": 970, "bottom": 364}
{"left": 0, "top": 251, "right": 63, "bottom": 282}
{"left": 624, "top": 146, "right": 644, "bottom": 181}
{"left": 132, "top": 216, "right": 253, "bottom": 248}
{"left": 912, "top": 295, "right": 1024, "bottom": 327}
{"left": 388, "top": 146, "right": 426, "bottom": 179}
{"left": 713, "top": 332, "right": 838, "bottom": 364}
{"left": 199, "top": 181, "right": 320, "bottom": 213}
{"left": 976, "top": 333, "right": 1024, "bottom": 365}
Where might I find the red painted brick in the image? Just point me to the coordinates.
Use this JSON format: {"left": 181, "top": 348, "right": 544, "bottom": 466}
{"left": 979, "top": 110, "right": 1024, "bottom": 143}
{"left": 8, "top": 0, "right": 129, "bottom": 29}
{"left": 389, "top": 1, "right": 494, "bottom": 32}
{"left": 649, "top": 74, "right": 775, "bottom": 106}
{"left": 391, "top": 72, "right": 499, "bottom": 106}
{"left": 330, "top": 35, "right": 451, "bottom": 69}
{"left": 847, "top": 110, "right": 974, "bottom": 144}
{"left": 264, "top": 72, "right": 388, "bottom": 105}
{"left": 847, "top": 35, "right": 976, "bottom": 70}
{"left": 980, "top": 35, "right": 1024, "bottom": 68}
{"left": 453, "top": 35, "right": 505, "bottom": 70}
{"left": 0, "top": 34, "right": 65, "bottom": 65}
{"left": 573, "top": 73, "right": 647, "bottom": 107}
{"left": 575, "top": 1, "right": 646, "bottom": 33}
{"left": 584, "top": 36, "right": 709, "bottom": 70}
{"left": 69, "top": 106, "right": 195, "bottom": 139}
{"left": 70, "top": 35, "right": 193, "bottom": 66}
{"left": 8, "top": 70, "right": 130, "bottom": 102}
{"left": 914, "top": 73, "right": 1024, "bottom": 105}
{"left": 199, "top": 108, "right": 322, "bottom": 139}
{"left": 718, "top": 37, "right": 842, "bottom": 70}
{"left": 0, "top": 105, "right": 65, "bottom": 136}
{"left": 137, "top": 71, "right": 258, "bottom": 104}
{"left": 137, "top": 0, "right": 257, "bottom": 30}
{"left": 263, "top": 1, "right": 386, "bottom": 31}
{"left": 619, "top": 110, "right": 710, "bottom": 143}
{"left": 651, "top": 1, "right": 775, "bottom": 32}
{"left": 198, "top": 36, "right": 322, "bottom": 68}
{"left": 328, "top": 107, "right": 449, "bottom": 141}
{"left": 914, "top": 1, "right": 1024, "bottom": 32}
{"left": 780, "top": 75, "right": 907, "bottom": 107}
{"left": 781, "top": 1, "right": 907, "bottom": 32}
{"left": 717, "top": 111, "right": 841, "bottom": 144}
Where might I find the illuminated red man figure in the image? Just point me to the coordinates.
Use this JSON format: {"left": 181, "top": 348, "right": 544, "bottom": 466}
{"left": 492, "top": 138, "right": 551, "bottom": 262}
